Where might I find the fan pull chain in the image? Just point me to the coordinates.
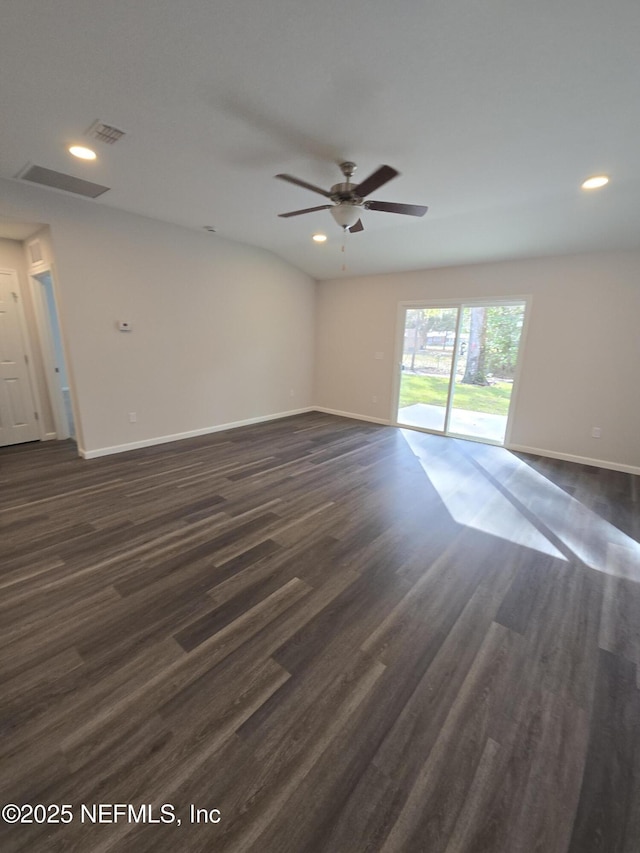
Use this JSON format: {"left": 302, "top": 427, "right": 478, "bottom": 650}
{"left": 341, "top": 232, "right": 347, "bottom": 272}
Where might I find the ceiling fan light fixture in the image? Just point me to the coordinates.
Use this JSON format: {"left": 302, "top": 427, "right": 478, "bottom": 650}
{"left": 330, "top": 203, "right": 361, "bottom": 230}
{"left": 275, "top": 163, "right": 427, "bottom": 232}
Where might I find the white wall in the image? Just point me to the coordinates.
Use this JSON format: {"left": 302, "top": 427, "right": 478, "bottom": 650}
{"left": 3, "top": 177, "right": 639, "bottom": 472}
{"left": 0, "top": 237, "right": 28, "bottom": 283}
{"left": 315, "top": 253, "right": 640, "bottom": 472}
{"left": 0, "top": 178, "right": 315, "bottom": 456}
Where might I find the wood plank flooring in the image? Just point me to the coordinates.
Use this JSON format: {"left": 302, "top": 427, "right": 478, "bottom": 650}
{"left": 1, "top": 413, "right": 639, "bottom": 852}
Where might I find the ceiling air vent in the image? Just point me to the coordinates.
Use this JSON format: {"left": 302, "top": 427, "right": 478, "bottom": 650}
{"left": 18, "top": 164, "right": 110, "bottom": 199}
{"left": 86, "top": 120, "right": 126, "bottom": 145}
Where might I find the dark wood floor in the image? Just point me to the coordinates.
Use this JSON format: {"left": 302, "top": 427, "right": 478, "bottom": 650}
{"left": 1, "top": 412, "right": 639, "bottom": 853}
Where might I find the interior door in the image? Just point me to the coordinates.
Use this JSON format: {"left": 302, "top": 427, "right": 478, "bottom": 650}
{"left": 0, "top": 270, "right": 40, "bottom": 446}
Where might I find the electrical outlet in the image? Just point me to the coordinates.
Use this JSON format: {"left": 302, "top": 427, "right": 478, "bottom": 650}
{"left": 372, "top": 395, "right": 378, "bottom": 403}
{"left": 290, "top": 389, "right": 295, "bottom": 397}
{"left": 591, "top": 426, "right": 601, "bottom": 438}
{"left": 128, "top": 412, "right": 137, "bottom": 423}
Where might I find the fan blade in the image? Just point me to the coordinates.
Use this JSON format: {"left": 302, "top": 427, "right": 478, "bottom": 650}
{"left": 349, "top": 218, "right": 364, "bottom": 233}
{"left": 354, "top": 165, "right": 399, "bottom": 198}
{"left": 278, "top": 205, "right": 332, "bottom": 218}
{"left": 275, "top": 173, "right": 333, "bottom": 199}
{"left": 366, "top": 200, "right": 428, "bottom": 217}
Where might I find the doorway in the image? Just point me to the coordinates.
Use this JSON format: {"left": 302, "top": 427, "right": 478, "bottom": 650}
{"left": 31, "top": 270, "right": 75, "bottom": 440}
{"left": 395, "top": 300, "right": 528, "bottom": 445}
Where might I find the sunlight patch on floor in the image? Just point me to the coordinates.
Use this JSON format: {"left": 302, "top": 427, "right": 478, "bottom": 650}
{"left": 401, "top": 429, "right": 640, "bottom": 578}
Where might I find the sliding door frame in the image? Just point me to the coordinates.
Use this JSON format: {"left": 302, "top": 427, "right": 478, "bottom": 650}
{"left": 391, "top": 295, "right": 532, "bottom": 447}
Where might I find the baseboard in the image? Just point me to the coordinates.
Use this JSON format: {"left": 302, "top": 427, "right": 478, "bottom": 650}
{"left": 312, "top": 406, "right": 391, "bottom": 426}
{"left": 507, "top": 443, "right": 640, "bottom": 476}
{"left": 80, "top": 408, "right": 314, "bottom": 459}
{"left": 79, "top": 412, "right": 637, "bottom": 474}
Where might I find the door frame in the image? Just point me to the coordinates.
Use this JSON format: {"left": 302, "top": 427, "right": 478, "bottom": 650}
{"left": 29, "top": 265, "right": 72, "bottom": 440}
{"left": 391, "top": 295, "right": 532, "bottom": 447}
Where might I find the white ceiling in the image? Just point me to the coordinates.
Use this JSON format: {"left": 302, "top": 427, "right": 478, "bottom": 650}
{"left": 1, "top": 0, "right": 639, "bottom": 280}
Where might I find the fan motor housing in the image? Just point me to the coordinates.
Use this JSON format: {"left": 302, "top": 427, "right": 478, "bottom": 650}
{"left": 330, "top": 182, "right": 362, "bottom": 204}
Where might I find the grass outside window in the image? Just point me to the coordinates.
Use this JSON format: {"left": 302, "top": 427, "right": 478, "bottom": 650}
{"left": 399, "top": 374, "right": 512, "bottom": 416}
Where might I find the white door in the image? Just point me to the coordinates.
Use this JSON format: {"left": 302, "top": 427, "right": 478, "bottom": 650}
{"left": 0, "top": 270, "right": 40, "bottom": 446}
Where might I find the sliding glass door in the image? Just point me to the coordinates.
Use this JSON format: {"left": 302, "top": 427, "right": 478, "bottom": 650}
{"left": 396, "top": 300, "right": 527, "bottom": 445}
{"left": 397, "top": 306, "right": 459, "bottom": 433}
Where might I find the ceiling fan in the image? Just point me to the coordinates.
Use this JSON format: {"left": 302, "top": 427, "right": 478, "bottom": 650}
{"left": 275, "top": 161, "right": 428, "bottom": 232}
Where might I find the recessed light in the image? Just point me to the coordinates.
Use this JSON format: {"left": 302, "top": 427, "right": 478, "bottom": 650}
{"left": 312, "top": 233, "right": 327, "bottom": 243}
{"left": 68, "top": 145, "right": 97, "bottom": 161}
{"left": 581, "top": 175, "right": 609, "bottom": 190}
